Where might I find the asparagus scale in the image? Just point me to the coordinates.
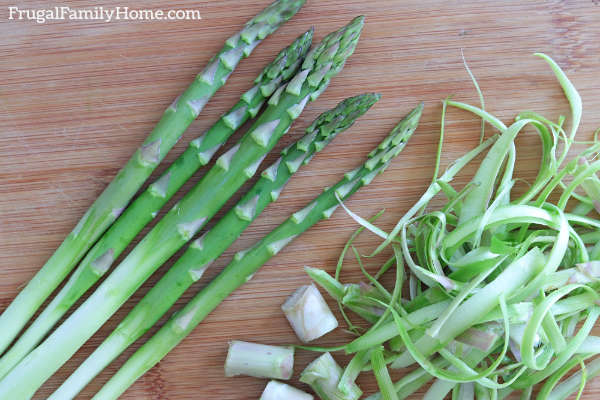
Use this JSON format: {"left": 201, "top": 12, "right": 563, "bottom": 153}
{"left": 93, "top": 102, "right": 423, "bottom": 400}
{"left": 0, "top": 28, "right": 313, "bottom": 381}
{"left": 0, "top": 16, "right": 364, "bottom": 399}
{"left": 51, "top": 93, "right": 380, "bottom": 399}
{"left": 0, "top": 0, "right": 305, "bottom": 357}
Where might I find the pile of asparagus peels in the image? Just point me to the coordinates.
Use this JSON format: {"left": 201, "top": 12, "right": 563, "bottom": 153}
{"left": 0, "top": 1, "right": 424, "bottom": 398}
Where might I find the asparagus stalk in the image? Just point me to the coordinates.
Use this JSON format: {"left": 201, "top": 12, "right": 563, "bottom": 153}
{"left": 0, "top": 0, "right": 305, "bottom": 357}
{"left": 224, "top": 341, "right": 294, "bottom": 379}
{"left": 0, "top": 29, "right": 313, "bottom": 381}
{"left": 52, "top": 93, "right": 379, "bottom": 399}
{"left": 545, "top": 357, "right": 600, "bottom": 400}
{"left": 337, "top": 350, "right": 370, "bottom": 396}
{"left": 92, "top": 102, "right": 423, "bottom": 399}
{"left": 0, "top": 17, "right": 364, "bottom": 399}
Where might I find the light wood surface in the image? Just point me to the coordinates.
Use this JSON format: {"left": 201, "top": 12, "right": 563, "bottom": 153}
{"left": 2, "top": 0, "right": 600, "bottom": 398}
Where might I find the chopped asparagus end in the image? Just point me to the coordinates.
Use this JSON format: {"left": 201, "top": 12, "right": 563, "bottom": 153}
{"left": 260, "top": 380, "right": 314, "bottom": 400}
{"left": 281, "top": 283, "right": 338, "bottom": 343}
{"left": 300, "top": 353, "right": 361, "bottom": 400}
{"left": 224, "top": 340, "right": 294, "bottom": 380}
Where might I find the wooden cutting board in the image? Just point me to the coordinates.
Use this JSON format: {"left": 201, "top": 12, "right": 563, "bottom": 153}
{"left": 2, "top": 0, "right": 600, "bottom": 398}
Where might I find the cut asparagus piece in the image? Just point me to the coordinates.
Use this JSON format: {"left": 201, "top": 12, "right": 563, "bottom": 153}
{"left": 0, "top": 17, "right": 364, "bottom": 399}
{"left": 260, "top": 380, "right": 314, "bottom": 400}
{"left": 51, "top": 94, "right": 379, "bottom": 400}
{"left": 300, "top": 352, "right": 362, "bottom": 400}
{"left": 282, "top": 283, "right": 339, "bottom": 342}
{"left": 90, "top": 102, "right": 422, "bottom": 399}
{"left": 0, "top": 0, "right": 305, "bottom": 357}
{"left": 225, "top": 341, "right": 294, "bottom": 379}
{"left": 0, "top": 28, "right": 313, "bottom": 381}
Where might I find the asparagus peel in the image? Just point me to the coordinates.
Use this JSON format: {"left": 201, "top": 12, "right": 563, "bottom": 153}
{"left": 0, "top": 28, "right": 313, "bottom": 381}
{"left": 51, "top": 92, "right": 380, "bottom": 400}
{"left": 92, "top": 102, "right": 423, "bottom": 400}
{"left": 0, "top": 16, "right": 364, "bottom": 399}
{"left": 0, "top": 0, "right": 305, "bottom": 357}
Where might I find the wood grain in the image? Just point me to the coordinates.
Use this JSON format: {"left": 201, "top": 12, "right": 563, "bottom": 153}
{"left": 1, "top": 0, "right": 600, "bottom": 398}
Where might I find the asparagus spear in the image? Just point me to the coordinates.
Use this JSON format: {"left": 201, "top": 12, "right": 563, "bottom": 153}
{"left": 0, "top": 29, "right": 313, "bottom": 381}
{"left": 51, "top": 93, "right": 379, "bottom": 399}
{"left": 0, "top": 17, "right": 364, "bottom": 399}
{"left": 92, "top": 103, "right": 423, "bottom": 400}
{"left": 0, "top": 0, "right": 305, "bottom": 357}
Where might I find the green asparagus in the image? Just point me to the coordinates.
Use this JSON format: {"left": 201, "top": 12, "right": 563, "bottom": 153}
{"left": 0, "top": 28, "right": 312, "bottom": 381}
{"left": 92, "top": 103, "right": 423, "bottom": 399}
{"left": 0, "top": 0, "right": 305, "bottom": 357}
{"left": 0, "top": 16, "right": 364, "bottom": 399}
{"left": 51, "top": 93, "right": 380, "bottom": 399}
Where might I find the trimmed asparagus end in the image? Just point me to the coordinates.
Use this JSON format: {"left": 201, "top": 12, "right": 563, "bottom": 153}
{"left": 300, "top": 353, "right": 361, "bottom": 400}
{"left": 281, "top": 283, "right": 338, "bottom": 343}
{"left": 260, "top": 380, "right": 313, "bottom": 400}
{"left": 224, "top": 340, "right": 294, "bottom": 380}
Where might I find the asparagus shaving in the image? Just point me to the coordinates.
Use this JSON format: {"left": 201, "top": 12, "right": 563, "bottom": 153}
{"left": 545, "top": 357, "right": 600, "bottom": 400}
{"left": 370, "top": 346, "right": 399, "bottom": 400}
{"left": 294, "top": 53, "right": 600, "bottom": 400}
